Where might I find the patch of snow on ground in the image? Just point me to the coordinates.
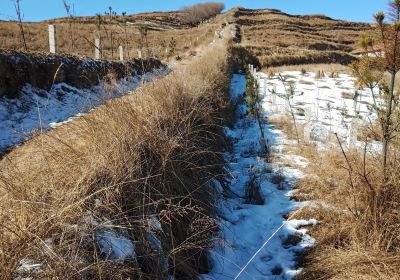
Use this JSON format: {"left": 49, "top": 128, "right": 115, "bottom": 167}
{"left": 0, "top": 67, "right": 168, "bottom": 152}
{"left": 96, "top": 229, "right": 136, "bottom": 260}
{"left": 257, "top": 70, "right": 382, "bottom": 151}
{"left": 84, "top": 216, "right": 136, "bottom": 261}
{"left": 15, "top": 259, "right": 42, "bottom": 280}
{"left": 205, "top": 74, "right": 315, "bottom": 280}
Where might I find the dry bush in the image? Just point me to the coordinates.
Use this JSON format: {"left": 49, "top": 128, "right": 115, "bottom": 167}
{"left": 181, "top": 2, "right": 225, "bottom": 26}
{"left": 294, "top": 145, "right": 400, "bottom": 279}
{"left": 0, "top": 41, "right": 231, "bottom": 279}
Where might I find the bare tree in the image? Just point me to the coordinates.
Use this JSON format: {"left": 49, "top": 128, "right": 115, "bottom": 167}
{"left": 14, "top": 0, "right": 27, "bottom": 51}
{"left": 62, "top": 0, "right": 75, "bottom": 52}
{"left": 121, "top": 12, "right": 129, "bottom": 59}
{"left": 105, "top": 6, "right": 117, "bottom": 59}
{"left": 138, "top": 24, "right": 149, "bottom": 58}
{"left": 277, "top": 74, "right": 300, "bottom": 144}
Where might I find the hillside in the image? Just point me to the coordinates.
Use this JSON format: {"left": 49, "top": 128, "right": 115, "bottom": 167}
{"left": 0, "top": 7, "right": 371, "bottom": 65}
{"left": 0, "top": 10, "right": 220, "bottom": 60}
{"left": 231, "top": 7, "right": 371, "bottom": 67}
{"left": 3, "top": 4, "right": 399, "bottom": 280}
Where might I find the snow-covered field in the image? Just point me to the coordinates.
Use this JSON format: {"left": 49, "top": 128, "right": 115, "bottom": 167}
{"left": 0, "top": 67, "right": 167, "bottom": 153}
{"left": 205, "top": 74, "right": 316, "bottom": 279}
{"left": 205, "top": 69, "right": 384, "bottom": 279}
{"left": 256, "top": 70, "right": 381, "bottom": 151}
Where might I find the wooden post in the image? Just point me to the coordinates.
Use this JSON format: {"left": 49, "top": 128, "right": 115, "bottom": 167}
{"left": 48, "top": 25, "right": 57, "bottom": 54}
{"left": 119, "top": 46, "right": 124, "bottom": 62}
{"left": 138, "top": 50, "right": 142, "bottom": 59}
{"left": 95, "top": 38, "right": 101, "bottom": 60}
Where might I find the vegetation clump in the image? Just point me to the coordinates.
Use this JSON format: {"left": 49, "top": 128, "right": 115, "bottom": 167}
{"left": 181, "top": 2, "right": 225, "bottom": 26}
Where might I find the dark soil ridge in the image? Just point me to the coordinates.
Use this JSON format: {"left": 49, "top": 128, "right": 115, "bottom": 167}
{"left": 0, "top": 49, "right": 163, "bottom": 99}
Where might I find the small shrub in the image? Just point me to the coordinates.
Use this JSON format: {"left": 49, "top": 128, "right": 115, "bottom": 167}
{"left": 181, "top": 2, "right": 225, "bottom": 26}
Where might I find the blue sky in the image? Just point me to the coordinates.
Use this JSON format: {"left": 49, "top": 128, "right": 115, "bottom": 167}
{"left": 0, "top": 0, "right": 388, "bottom": 22}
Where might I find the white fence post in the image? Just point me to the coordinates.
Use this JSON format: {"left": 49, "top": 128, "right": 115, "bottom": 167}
{"left": 347, "top": 118, "right": 360, "bottom": 148}
{"left": 138, "top": 50, "right": 142, "bottom": 59}
{"left": 271, "top": 87, "right": 277, "bottom": 112}
{"left": 304, "top": 106, "right": 315, "bottom": 142}
{"left": 48, "top": 25, "right": 57, "bottom": 54}
{"left": 119, "top": 46, "right": 124, "bottom": 62}
{"left": 95, "top": 38, "right": 101, "bottom": 60}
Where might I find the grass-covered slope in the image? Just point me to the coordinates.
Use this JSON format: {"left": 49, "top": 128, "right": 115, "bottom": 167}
{"left": 0, "top": 34, "right": 232, "bottom": 280}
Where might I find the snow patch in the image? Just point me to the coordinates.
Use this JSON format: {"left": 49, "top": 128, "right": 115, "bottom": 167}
{"left": 257, "top": 70, "right": 382, "bottom": 151}
{"left": 0, "top": 67, "right": 168, "bottom": 153}
{"left": 96, "top": 229, "right": 136, "bottom": 260}
{"left": 205, "top": 74, "right": 316, "bottom": 280}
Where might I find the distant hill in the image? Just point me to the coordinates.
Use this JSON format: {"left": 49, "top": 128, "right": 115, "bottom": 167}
{"left": 0, "top": 7, "right": 371, "bottom": 66}
{"left": 231, "top": 7, "right": 371, "bottom": 67}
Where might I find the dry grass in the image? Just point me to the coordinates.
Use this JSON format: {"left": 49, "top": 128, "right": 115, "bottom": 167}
{"left": 0, "top": 36, "right": 232, "bottom": 279}
{"left": 233, "top": 7, "right": 371, "bottom": 68}
{"left": 295, "top": 148, "right": 400, "bottom": 280}
{"left": 268, "top": 115, "right": 300, "bottom": 140}
{"left": 238, "top": 8, "right": 368, "bottom": 51}
{"left": 0, "top": 11, "right": 222, "bottom": 61}
{"left": 269, "top": 111, "right": 400, "bottom": 279}
{"left": 263, "top": 63, "right": 350, "bottom": 74}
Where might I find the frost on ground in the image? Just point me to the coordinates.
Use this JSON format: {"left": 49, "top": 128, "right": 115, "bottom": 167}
{"left": 205, "top": 74, "right": 316, "bottom": 280}
{"left": 257, "top": 70, "right": 382, "bottom": 152}
{"left": 0, "top": 67, "right": 167, "bottom": 153}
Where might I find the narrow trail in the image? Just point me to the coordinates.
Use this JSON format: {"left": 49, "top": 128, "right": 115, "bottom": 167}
{"left": 205, "top": 74, "right": 316, "bottom": 279}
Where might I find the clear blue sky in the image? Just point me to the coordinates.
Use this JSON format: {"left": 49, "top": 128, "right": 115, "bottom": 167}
{"left": 0, "top": 0, "right": 388, "bottom": 23}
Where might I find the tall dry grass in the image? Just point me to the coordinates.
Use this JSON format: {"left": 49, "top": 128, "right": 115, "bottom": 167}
{"left": 269, "top": 110, "right": 400, "bottom": 279}
{"left": 0, "top": 40, "right": 231, "bottom": 279}
{"left": 270, "top": 124, "right": 400, "bottom": 280}
{"left": 295, "top": 146, "right": 400, "bottom": 279}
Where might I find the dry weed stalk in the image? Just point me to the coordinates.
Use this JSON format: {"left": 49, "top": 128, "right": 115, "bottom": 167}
{"left": 14, "top": 0, "right": 27, "bottom": 51}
